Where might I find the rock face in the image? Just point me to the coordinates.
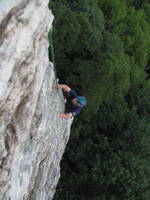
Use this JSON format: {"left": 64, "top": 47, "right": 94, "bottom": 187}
{"left": 0, "top": 0, "right": 72, "bottom": 199}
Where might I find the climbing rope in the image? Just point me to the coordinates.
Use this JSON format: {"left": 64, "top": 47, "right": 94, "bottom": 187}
{"left": 49, "top": 27, "right": 65, "bottom": 103}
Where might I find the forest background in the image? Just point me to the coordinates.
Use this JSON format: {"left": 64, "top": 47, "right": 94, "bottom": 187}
{"left": 49, "top": 0, "right": 150, "bottom": 199}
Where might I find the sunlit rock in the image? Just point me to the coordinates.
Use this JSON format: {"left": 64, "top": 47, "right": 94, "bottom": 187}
{"left": 0, "top": 0, "right": 72, "bottom": 199}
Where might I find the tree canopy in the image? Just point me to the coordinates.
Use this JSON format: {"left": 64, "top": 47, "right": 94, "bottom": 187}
{"left": 49, "top": 0, "right": 150, "bottom": 199}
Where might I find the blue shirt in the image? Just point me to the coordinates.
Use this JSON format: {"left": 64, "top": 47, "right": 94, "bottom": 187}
{"left": 66, "top": 90, "right": 82, "bottom": 116}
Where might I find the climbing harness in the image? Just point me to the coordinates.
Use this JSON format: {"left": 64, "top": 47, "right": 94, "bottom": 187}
{"left": 49, "top": 27, "right": 65, "bottom": 103}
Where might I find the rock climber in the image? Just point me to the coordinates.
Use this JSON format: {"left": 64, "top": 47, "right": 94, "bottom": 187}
{"left": 58, "top": 84, "right": 87, "bottom": 119}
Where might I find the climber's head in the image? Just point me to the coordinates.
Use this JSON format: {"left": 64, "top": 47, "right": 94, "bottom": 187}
{"left": 77, "top": 96, "right": 87, "bottom": 107}
{"left": 71, "top": 96, "right": 87, "bottom": 107}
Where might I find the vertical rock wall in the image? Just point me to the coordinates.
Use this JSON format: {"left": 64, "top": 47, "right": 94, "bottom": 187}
{"left": 0, "top": 0, "right": 72, "bottom": 199}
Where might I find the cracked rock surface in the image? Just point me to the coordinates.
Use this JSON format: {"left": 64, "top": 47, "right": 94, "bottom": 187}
{"left": 0, "top": 0, "right": 72, "bottom": 199}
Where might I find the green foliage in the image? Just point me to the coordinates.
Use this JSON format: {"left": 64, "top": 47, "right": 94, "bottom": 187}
{"left": 122, "top": 8, "right": 150, "bottom": 68}
{"left": 49, "top": 0, "right": 150, "bottom": 199}
{"left": 98, "top": 0, "right": 127, "bottom": 29}
{"left": 49, "top": 0, "right": 105, "bottom": 80}
{"left": 54, "top": 103, "right": 150, "bottom": 200}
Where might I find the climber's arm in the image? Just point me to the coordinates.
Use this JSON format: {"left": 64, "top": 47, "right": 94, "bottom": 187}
{"left": 58, "top": 84, "right": 71, "bottom": 92}
{"left": 59, "top": 112, "right": 73, "bottom": 119}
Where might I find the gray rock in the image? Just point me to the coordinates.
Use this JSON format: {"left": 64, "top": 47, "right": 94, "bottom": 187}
{"left": 0, "top": 0, "right": 72, "bottom": 199}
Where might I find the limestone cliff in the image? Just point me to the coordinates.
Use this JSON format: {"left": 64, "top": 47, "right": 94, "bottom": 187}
{"left": 0, "top": 0, "right": 72, "bottom": 199}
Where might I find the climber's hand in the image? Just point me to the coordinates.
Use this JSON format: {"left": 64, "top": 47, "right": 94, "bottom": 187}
{"left": 57, "top": 84, "right": 71, "bottom": 92}
{"left": 59, "top": 112, "right": 72, "bottom": 119}
{"left": 59, "top": 112, "right": 64, "bottom": 117}
{"left": 58, "top": 84, "right": 62, "bottom": 88}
